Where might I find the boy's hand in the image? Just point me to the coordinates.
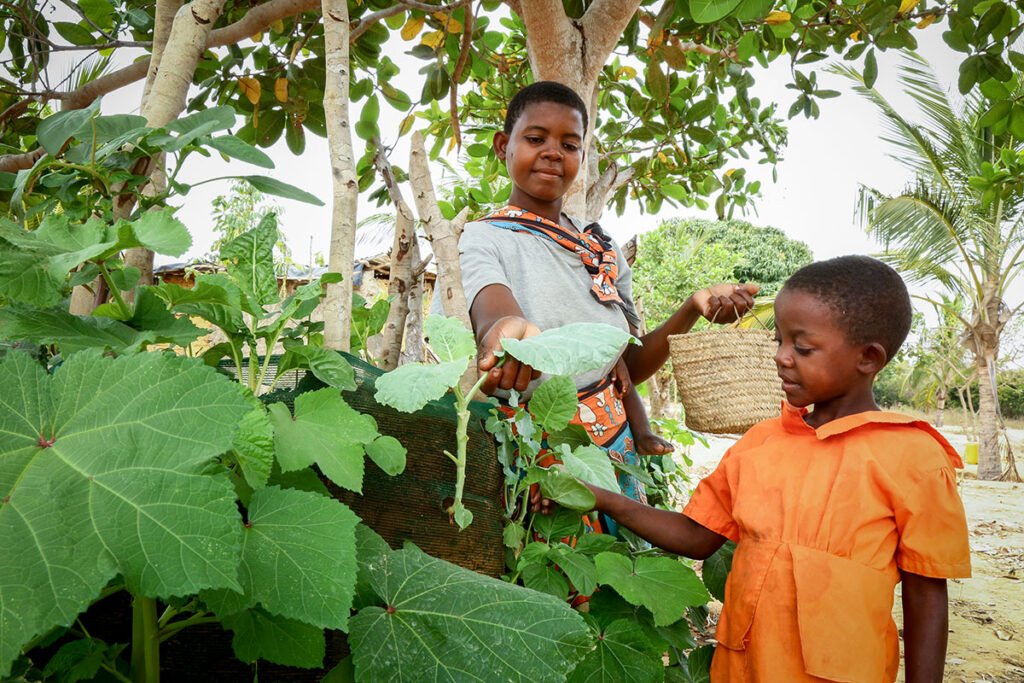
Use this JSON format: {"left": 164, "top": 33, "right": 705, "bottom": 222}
{"left": 477, "top": 315, "right": 542, "bottom": 395}
{"left": 611, "top": 356, "right": 632, "bottom": 396}
{"left": 692, "top": 283, "right": 759, "bottom": 323}
{"left": 529, "top": 484, "right": 553, "bottom": 515}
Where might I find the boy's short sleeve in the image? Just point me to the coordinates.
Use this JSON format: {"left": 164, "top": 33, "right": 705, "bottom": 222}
{"left": 893, "top": 462, "right": 971, "bottom": 578}
{"left": 682, "top": 450, "right": 739, "bottom": 541}
{"left": 458, "top": 222, "right": 513, "bottom": 310}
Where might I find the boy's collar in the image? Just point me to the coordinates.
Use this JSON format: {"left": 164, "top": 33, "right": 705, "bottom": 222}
{"left": 779, "top": 402, "right": 964, "bottom": 467}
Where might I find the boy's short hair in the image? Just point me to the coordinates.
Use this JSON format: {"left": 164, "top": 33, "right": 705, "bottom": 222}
{"left": 782, "top": 255, "right": 911, "bottom": 362}
{"left": 504, "top": 81, "right": 589, "bottom": 136}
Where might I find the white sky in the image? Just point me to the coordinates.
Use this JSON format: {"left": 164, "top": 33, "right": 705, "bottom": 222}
{"left": 95, "top": 19, "right": 1012, "bottom": 315}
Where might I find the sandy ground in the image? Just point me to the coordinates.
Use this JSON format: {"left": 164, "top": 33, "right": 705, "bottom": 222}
{"left": 683, "top": 429, "right": 1024, "bottom": 682}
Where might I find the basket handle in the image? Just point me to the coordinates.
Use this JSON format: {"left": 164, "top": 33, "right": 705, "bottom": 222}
{"left": 707, "top": 297, "right": 774, "bottom": 331}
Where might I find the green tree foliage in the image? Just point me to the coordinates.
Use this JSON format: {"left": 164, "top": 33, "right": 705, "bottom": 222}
{"left": 632, "top": 218, "right": 812, "bottom": 327}
{"left": 842, "top": 54, "right": 1024, "bottom": 479}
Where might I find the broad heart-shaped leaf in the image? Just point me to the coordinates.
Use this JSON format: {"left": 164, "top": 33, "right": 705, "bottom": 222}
{"left": 501, "top": 323, "right": 637, "bottom": 378}
{"left": 528, "top": 375, "right": 578, "bottom": 433}
{"left": 267, "top": 389, "right": 379, "bottom": 492}
{"left": 0, "top": 351, "right": 250, "bottom": 677}
{"left": 231, "top": 408, "right": 274, "bottom": 489}
{"left": 373, "top": 359, "right": 466, "bottom": 413}
{"left": 208, "top": 135, "right": 274, "bottom": 168}
{"left": 0, "top": 306, "right": 145, "bottom": 354}
{"left": 209, "top": 486, "right": 358, "bottom": 630}
{"left": 689, "top": 0, "right": 743, "bottom": 23}
{"left": 221, "top": 213, "right": 279, "bottom": 308}
{"left": 701, "top": 540, "right": 735, "bottom": 602}
{"left": 423, "top": 314, "right": 475, "bottom": 363}
{"left": 540, "top": 467, "right": 596, "bottom": 511}
{"left": 36, "top": 103, "right": 98, "bottom": 156}
{"left": 243, "top": 175, "right": 325, "bottom": 206}
{"left": 349, "top": 542, "right": 592, "bottom": 682}
{"left": 0, "top": 246, "right": 64, "bottom": 307}
{"left": 222, "top": 607, "right": 325, "bottom": 668}
{"left": 548, "top": 546, "right": 597, "bottom": 597}
{"left": 594, "top": 554, "right": 710, "bottom": 627}
{"left": 128, "top": 208, "right": 191, "bottom": 257}
{"left": 365, "top": 435, "right": 407, "bottom": 476}
{"left": 130, "top": 287, "right": 204, "bottom": 347}
{"left": 152, "top": 274, "right": 246, "bottom": 334}
{"left": 568, "top": 619, "right": 663, "bottom": 683}
{"left": 561, "top": 445, "right": 618, "bottom": 493}
{"left": 277, "top": 344, "right": 356, "bottom": 391}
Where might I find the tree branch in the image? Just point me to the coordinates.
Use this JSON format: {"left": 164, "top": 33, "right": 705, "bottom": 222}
{"left": 448, "top": 0, "right": 474, "bottom": 150}
{"left": 374, "top": 144, "right": 416, "bottom": 371}
{"left": 514, "top": 0, "right": 576, "bottom": 81}
{"left": 579, "top": 0, "right": 642, "bottom": 84}
{"left": 0, "top": 147, "right": 44, "bottom": 173}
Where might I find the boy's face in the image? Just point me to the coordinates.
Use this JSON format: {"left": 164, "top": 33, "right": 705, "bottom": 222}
{"left": 493, "top": 101, "right": 585, "bottom": 215}
{"left": 773, "top": 288, "right": 873, "bottom": 409}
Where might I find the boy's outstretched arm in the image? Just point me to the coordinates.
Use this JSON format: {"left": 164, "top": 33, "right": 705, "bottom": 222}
{"left": 901, "top": 571, "right": 948, "bottom": 683}
{"left": 470, "top": 284, "right": 541, "bottom": 394}
{"left": 536, "top": 485, "right": 726, "bottom": 559}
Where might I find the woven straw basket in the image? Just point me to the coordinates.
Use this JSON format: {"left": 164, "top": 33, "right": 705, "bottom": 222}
{"left": 669, "top": 328, "right": 784, "bottom": 434}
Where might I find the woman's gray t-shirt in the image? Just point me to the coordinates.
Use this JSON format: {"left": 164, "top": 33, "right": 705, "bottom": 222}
{"left": 432, "top": 214, "right": 640, "bottom": 393}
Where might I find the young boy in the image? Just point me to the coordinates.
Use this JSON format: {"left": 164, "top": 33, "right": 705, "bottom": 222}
{"left": 539, "top": 256, "right": 971, "bottom": 682}
{"left": 456, "top": 81, "right": 757, "bottom": 501}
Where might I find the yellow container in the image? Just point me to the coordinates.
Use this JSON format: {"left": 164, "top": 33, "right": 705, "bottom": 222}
{"left": 964, "top": 442, "right": 979, "bottom": 465}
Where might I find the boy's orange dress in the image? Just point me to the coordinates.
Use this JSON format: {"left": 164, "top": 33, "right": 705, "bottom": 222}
{"left": 684, "top": 403, "right": 971, "bottom": 683}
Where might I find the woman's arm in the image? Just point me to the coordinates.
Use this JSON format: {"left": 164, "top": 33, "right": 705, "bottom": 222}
{"left": 469, "top": 284, "right": 541, "bottom": 394}
{"left": 901, "top": 571, "right": 948, "bottom": 683}
{"left": 625, "top": 284, "right": 759, "bottom": 383}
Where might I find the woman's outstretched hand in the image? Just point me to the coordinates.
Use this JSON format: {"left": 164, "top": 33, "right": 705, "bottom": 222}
{"left": 691, "top": 283, "right": 759, "bottom": 323}
{"left": 477, "top": 315, "right": 542, "bottom": 395}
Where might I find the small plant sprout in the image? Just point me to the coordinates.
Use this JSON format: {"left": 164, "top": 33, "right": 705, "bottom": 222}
{"left": 375, "top": 317, "right": 639, "bottom": 530}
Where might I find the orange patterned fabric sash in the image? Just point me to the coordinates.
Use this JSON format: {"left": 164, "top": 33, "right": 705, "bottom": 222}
{"left": 481, "top": 205, "right": 627, "bottom": 313}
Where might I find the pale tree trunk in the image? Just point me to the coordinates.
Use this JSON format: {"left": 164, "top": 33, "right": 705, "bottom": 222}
{"left": 934, "top": 389, "right": 945, "bottom": 429}
{"left": 976, "top": 354, "right": 1002, "bottom": 479}
{"left": 400, "top": 246, "right": 429, "bottom": 366}
{"left": 322, "top": 0, "right": 357, "bottom": 352}
{"left": 375, "top": 148, "right": 415, "bottom": 371}
{"left": 69, "top": 0, "right": 224, "bottom": 314}
{"left": 513, "top": 0, "right": 642, "bottom": 217}
{"left": 409, "top": 131, "right": 475, "bottom": 393}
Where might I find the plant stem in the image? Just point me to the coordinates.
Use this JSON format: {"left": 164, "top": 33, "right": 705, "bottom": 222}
{"left": 255, "top": 324, "right": 287, "bottom": 392}
{"left": 131, "top": 596, "right": 159, "bottom": 683}
{"left": 449, "top": 373, "right": 489, "bottom": 522}
{"left": 158, "top": 614, "right": 220, "bottom": 643}
{"left": 98, "top": 262, "right": 132, "bottom": 319}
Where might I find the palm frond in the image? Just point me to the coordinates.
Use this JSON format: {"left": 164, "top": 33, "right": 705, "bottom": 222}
{"left": 875, "top": 249, "right": 969, "bottom": 296}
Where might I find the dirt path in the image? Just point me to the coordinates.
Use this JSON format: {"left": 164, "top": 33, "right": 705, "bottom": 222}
{"left": 899, "top": 477, "right": 1024, "bottom": 683}
{"left": 683, "top": 434, "right": 1024, "bottom": 682}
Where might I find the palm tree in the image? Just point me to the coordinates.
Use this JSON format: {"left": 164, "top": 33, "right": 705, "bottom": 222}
{"left": 836, "top": 54, "right": 1023, "bottom": 481}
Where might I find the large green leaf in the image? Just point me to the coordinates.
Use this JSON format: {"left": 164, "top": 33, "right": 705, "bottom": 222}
{"left": 128, "top": 208, "right": 191, "bottom": 258}
{"left": 594, "top": 554, "right": 710, "bottom": 627}
{"left": 0, "top": 351, "right": 250, "bottom": 677}
{"left": 267, "top": 389, "right": 379, "bottom": 492}
{"left": 277, "top": 344, "right": 356, "bottom": 391}
{"left": 36, "top": 105, "right": 97, "bottom": 156}
{"left": 208, "top": 135, "right": 274, "bottom": 168}
{"left": 528, "top": 375, "right": 578, "bottom": 432}
{"left": 548, "top": 546, "right": 597, "bottom": 597}
{"left": 501, "top": 323, "right": 637, "bottom": 377}
{"left": 349, "top": 542, "right": 592, "bottom": 682}
{"left": 540, "top": 467, "right": 596, "bottom": 511}
{"left": 164, "top": 106, "right": 236, "bottom": 136}
{"left": 688, "top": 0, "right": 743, "bottom": 23}
{"left": 0, "top": 306, "right": 144, "bottom": 354}
{"left": 152, "top": 275, "right": 246, "bottom": 334}
{"left": 243, "top": 176, "right": 325, "bottom": 206}
{"left": 373, "top": 360, "right": 466, "bottom": 413}
{"left": 0, "top": 247, "right": 64, "bottom": 307}
{"left": 221, "top": 214, "right": 279, "bottom": 308}
{"left": 222, "top": 607, "right": 325, "bottom": 668}
{"left": 231, "top": 408, "right": 274, "bottom": 490}
{"left": 424, "top": 315, "right": 476, "bottom": 363}
{"left": 561, "top": 445, "right": 618, "bottom": 493}
{"left": 568, "top": 619, "right": 663, "bottom": 683}
{"left": 701, "top": 541, "right": 735, "bottom": 602}
{"left": 365, "top": 435, "right": 407, "bottom": 476}
{"left": 212, "top": 486, "right": 358, "bottom": 630}
{"left": 129, "top": 287, "right": 204, "bottom": 347}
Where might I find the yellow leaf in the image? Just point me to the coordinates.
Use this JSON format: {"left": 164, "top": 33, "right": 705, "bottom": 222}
{"left": 238, "top": 77, "right": 261, "bottom": 105}
{"left": 249, "top": 30, "right": 262, "bottom": 42}
{"left": 850, "top": 30, "right": 861, "bottom": 41}
{"left": 898, "top": 0, "right": 919, "bottom": 14}
{"left": 274, "top": 78, "right": 288, "bottom": 103}
{"left": 271, "top": 19, "right": 284, "bottom": 33}
{"left": 657, "top": 152, "right": 668, "bottom": 164}
{"left": 916, "top": 14, "right": 937, "bottom": 28}
{"left": 616, "top": 66, "right": 638, "bottom": 80}
{"left": 480, "top": 81, "right": 488, "bottom": 96}
{"left": 401, "top": 16, "right": 424, "bottom": 41}
{"left": 433, "top": 11, "right": 463, "bottom": 33}
{"left": 447, "top": 135, "right": 457, "bottom": 153}
{"left": 725, "top": 168, "right": 736, "bottom": 176}
{"left": 399, "top": 114, "right": 415, "bottom": 137}
{"left": 765, "top": 11, "right": 791, "bottom": 24}
{"left": 421, "top": 30, "right": 445, "bottom": 49}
